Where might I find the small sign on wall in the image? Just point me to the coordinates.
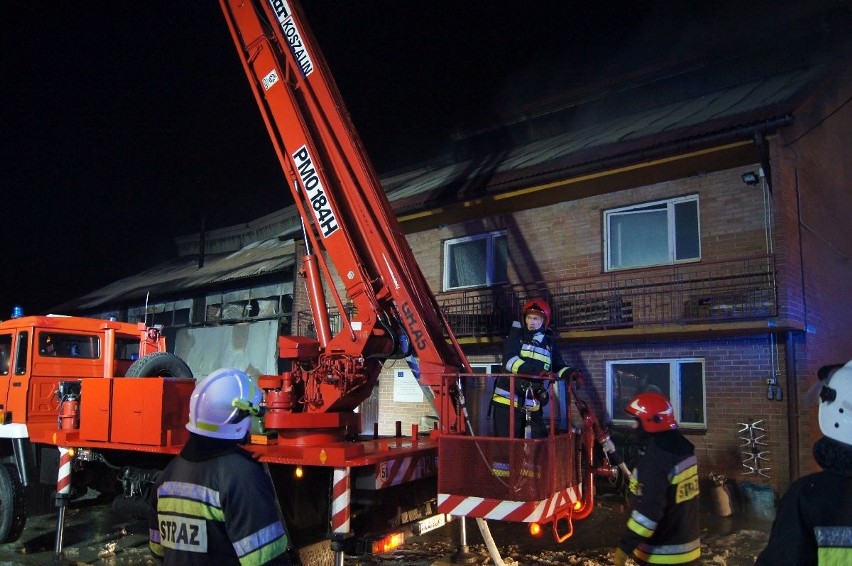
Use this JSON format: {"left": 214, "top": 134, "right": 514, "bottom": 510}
{"left": 393, "top": 369, "right": 424, "bottom": 402}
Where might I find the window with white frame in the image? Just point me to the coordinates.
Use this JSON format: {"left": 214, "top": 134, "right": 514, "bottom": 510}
{"left": 604, "top": 196, "right": 700, "bottom": 271}
{"left": 443, "top": 231, "right": 507, "bottom": 291}
{"left": 607, "top": 358, "right": 706, "bottom": 429}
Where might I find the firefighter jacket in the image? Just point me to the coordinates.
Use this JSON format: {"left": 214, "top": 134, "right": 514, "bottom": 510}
{"left": 493, "top": 321, "right": 572, "bottom": 412}
{"left": 618, "top": 430, "right": 701, "bottom": 565}
{"left": 149, "top": 434, "right": 290, "bottom": 565}
{"left": 755, "top": 436, "right": 852, "bottom": 566}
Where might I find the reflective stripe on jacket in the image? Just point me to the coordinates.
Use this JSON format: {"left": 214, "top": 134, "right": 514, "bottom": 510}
{"left": 756, "top": 462, "right": 852, "bottom": 566}
{"left": 619, "top": 432, "right": 701, "bottom": 565}
{"left": 816, "top": 525, "right": 852, "bottom": 565}
{"left": 491, "top": 386, "right": 541, "bottom": 411}
{"left": 149, "top": 447, "right": 289, "bottom": 565}
{"left": 505, "top": 337, "right": 554, "bottom": 373}
{"left": 503, "top": 327, "right": 572, "bottom": 378}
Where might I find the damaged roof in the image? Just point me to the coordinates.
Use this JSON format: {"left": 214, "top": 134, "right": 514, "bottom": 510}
{"left": 55, "top": 237, "right": 296, "bottom": 313}
{"left": 384, "top": 36, "right": 849, "bottom": 214}
{"left": 58, "top": 11, "right": 851, "bottom": 314}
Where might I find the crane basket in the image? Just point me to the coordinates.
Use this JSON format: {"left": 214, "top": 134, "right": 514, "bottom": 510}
{"left": 436, "top": 373, "right": 591, "bottom": 524}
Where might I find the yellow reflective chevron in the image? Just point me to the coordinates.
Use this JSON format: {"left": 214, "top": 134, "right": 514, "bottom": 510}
{"left": 234, "top": 521, "right": 289, "bottom": 566}
{"left": 627, "top": 516, "right": 655, "bottom": 538}
{"left": 149, "top": 539, "right": 164, "bottom": 558}
{"left": 158, "top": 496, "right": 226, "bottom": 523}
{"left": 491, "top": 388, "right": 542, "bottom": 411}
{"left": 671, "top": 462, "right": 699, "bottom": 504}
{"left": 634, "top": 545, "right": 701, "bottom": 564}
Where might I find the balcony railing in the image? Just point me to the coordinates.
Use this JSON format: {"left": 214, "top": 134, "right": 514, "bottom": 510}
{"left": 438, "top": 255, "right": 777, "bottom": 337}
{"left": 294, "top": 256, "right": 776, "bottom": 340}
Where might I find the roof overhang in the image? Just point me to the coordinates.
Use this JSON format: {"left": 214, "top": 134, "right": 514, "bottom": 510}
{"left": 398, "top": 136, "right": 763, "bottom": 233}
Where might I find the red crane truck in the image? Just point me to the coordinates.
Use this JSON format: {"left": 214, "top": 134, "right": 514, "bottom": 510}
{"left": 0, "top": 1, "right": 625, "bottom": 562}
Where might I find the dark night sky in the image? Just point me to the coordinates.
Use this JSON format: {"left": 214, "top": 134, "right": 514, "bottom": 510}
{"left": 1, "top": 1, "right": 841, "bottom": 317}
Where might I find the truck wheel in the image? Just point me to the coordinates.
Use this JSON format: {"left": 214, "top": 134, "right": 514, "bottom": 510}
{"left": 126, "top": 352, "right": 194, "bottom": 379}
{"left": 0, "top": 464, "right": 27, "bottom": 543}
{"left": 111, "top": 494, "right": 154, "bottom": 520}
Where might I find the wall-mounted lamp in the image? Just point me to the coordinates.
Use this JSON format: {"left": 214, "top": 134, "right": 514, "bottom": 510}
{"left": 741, "top": 171, "right": 759, "bottom": 186}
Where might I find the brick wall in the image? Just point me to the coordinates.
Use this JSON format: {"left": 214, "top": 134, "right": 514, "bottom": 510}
{"left": 371, "top": 359, "right": 438, "bottom": 436}
{"left": 292, "top": 94, "right": 852, "bottom": 498}
{"left": 374, "top": 334, "right": 793, "bottom": 492}
{"left": 398, "top": 166, "right": 799, "bottom": 494}
{"left": 408, "top": 166, "right": 770, "bottom": 286}
{"left": 573, "top": 337, "right": 791, "bottom": 490}
{"left": 775, "top": 60, "right": 852, "bottom": 472}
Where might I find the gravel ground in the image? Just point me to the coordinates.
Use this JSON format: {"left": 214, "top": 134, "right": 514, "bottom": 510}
{"left": 357, "top": 523, "right": 770, "bottom": 565}
{"left": 0, "top": 494, "right": 771, "bottom": 565}
{"left": 347, "top": 496, "right": 772, "bottom": 566}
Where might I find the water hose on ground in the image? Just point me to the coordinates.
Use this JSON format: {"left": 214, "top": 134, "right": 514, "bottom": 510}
{"left": 477, "top": 517, "right": 516, "bottom": 565}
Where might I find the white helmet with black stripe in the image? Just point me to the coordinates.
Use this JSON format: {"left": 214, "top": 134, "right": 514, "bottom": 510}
{"left": 818, "top": 360, "right": 852, "bottom": 446}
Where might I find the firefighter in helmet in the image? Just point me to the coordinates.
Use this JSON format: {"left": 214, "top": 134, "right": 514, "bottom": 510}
{"left": 149, "top": 368, "right": 291, "bottom": 565}
{"left": 492, "top": 298, "right": 576, "bottom": 438}
{"left": 613, "top": 391, "right": 701, "bottom": 565}
{"left": 756, "top": 360, "right": 852, "bottom": 566}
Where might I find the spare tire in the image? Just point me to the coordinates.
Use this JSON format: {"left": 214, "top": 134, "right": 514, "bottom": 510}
{"left": 125, "top": 352, "right": 193, "bottom": 379}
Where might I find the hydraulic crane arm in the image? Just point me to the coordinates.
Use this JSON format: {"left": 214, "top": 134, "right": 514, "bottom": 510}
{"left": 220, "top": 0, "right": 467, "bottom": 430}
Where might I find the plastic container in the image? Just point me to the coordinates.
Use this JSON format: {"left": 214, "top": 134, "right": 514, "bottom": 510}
{"left": 741, "top": 482, "right": 776, "bottom": 521}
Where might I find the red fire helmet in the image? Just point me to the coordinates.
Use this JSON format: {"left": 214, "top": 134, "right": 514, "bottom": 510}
{"left": 626, "top": 391, "right": 678, "bottom": 432}
{"left": 523, "top": 298, "right": 552, "bottom": 329}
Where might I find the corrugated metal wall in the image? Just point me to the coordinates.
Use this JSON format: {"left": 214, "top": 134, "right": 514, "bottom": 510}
{"left": 174, "top": 320, "right": 278, "bottom": 378}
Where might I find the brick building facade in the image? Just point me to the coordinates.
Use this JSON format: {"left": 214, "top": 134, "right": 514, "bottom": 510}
{"left": 59, "top": 22, "right": 851, "bottom": 501}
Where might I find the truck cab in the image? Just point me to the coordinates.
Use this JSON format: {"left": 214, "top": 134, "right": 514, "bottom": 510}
{"left": 0, "top": 316, "right": 147, "bottom": 430}
{"left": 0, "top": 314, "right": 195, "bottom": 448}
{"left": 0, "top": 314, "right": 195, "bottom": 542}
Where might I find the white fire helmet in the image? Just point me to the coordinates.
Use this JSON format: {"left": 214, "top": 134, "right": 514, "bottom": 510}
{"left": 186, "top": 368, "right": 262, "bottom": 440}
{"left": 818, "top": 360, "right": 852, "bottom": 446}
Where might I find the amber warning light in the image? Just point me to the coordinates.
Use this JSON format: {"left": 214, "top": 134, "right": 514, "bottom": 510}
{"left": 370, "top": 532, "right": 404, "bottom": 554}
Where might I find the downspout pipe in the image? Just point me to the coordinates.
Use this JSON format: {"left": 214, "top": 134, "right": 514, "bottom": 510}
{"left": 785, "top": 330, "right": 799, "bottom": 481}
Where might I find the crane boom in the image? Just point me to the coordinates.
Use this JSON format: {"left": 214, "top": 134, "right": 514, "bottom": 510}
{"left": 219, "top": 0, "right": 467, "bottom": 432}
{"left": 0, "top": 5, "right": 609, "bottom": 559}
